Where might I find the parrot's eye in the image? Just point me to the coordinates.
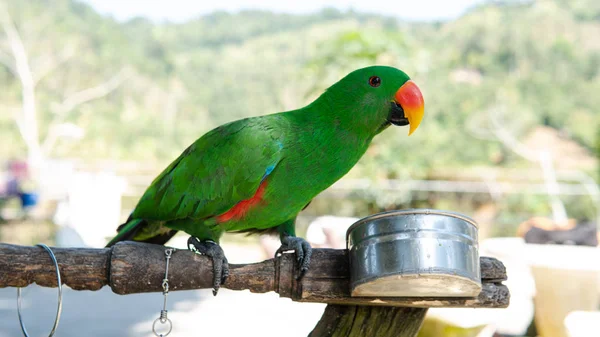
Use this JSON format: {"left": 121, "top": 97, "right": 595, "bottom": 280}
{"left": 368, "top": 76, "right": 381, "bottom": 87}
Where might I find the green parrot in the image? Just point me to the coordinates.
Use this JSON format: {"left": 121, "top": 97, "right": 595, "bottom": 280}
{"left": 106, "top": 65, "right": 425, "bottom": 295}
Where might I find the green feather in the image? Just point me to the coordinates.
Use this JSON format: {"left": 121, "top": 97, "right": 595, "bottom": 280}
{"left": 105, "top": 218, "right": 144, "bottom": 247}
{"left": 106, "top": 66, "right": 416, "bottom": 247}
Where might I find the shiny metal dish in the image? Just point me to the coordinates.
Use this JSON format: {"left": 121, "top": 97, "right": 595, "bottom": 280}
{"left": 346, "top": 209, "right": 481, "bottom": 297}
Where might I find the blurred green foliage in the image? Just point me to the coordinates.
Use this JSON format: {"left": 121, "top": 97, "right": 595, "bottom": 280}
{"left": 1, "top": 0, "right": 598, "bottom": 167}
{"left": 0, "top": 0, "right": 598, "bottom": 229}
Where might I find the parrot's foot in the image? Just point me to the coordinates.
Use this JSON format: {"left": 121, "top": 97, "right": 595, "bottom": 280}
{"left": 275, "top": 234, "right": 312, "bottom": 280}
{"left": 187, "top": 237, "right": 229, "bottom": 296}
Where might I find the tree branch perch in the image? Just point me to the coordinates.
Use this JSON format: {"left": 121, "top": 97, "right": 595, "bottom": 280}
{"left": 0, "top": 242, "right": 509, "bottom": 308}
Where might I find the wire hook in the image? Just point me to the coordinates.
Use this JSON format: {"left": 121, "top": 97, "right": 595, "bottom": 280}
{"left": 17, "top": 243, "right": 63, "bottom": 337}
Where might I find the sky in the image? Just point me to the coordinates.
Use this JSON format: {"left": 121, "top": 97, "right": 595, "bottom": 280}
{"left": 80, "top": 0, "right": 483, "bottom": 22}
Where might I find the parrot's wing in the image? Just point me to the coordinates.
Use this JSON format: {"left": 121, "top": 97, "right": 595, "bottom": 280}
{"left": 131, "top": 121, "right": 284, "bottom": 221}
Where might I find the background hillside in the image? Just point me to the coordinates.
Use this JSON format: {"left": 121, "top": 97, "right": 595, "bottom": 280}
{"left": 0, "top": 0, "right": 598, "bottom": 235}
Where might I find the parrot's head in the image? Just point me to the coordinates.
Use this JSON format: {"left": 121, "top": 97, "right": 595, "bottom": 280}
{"left": 323, "top": 65, "right": 424, "bottom": 136}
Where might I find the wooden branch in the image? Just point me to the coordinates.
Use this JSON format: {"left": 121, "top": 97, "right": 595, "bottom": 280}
{"left": 0, "top": 48, "right": 16, "bottom": 74}
{"left": 309, "top": 305, "right": 428, "bottom": 337}
{"left": 0, "top": 242, "right": 509, "bottom": 308}
{"left": 32, "top": 44, "right": 76, "bottom": 85}
{"left": 52, "top": 68, "right": 130, "bottom": 115}
{"left": 42, "top": 68, "right": 130, "bottom": 154}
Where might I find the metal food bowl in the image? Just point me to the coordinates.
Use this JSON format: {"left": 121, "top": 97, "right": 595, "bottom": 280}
{"left": 346, "top": 209, "right": 481, "bottom": 298}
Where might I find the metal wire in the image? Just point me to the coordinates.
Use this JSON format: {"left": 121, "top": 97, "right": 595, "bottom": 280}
{"left": 153, "top": 248, "right": 174, "bottom": 337}
{"left": 17, "top": 243, "right": 63, "bottom": 337}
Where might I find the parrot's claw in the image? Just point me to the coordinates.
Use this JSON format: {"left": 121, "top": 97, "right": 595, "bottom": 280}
{"left": 275, "top": 235, "right": 312, "bottom": 280}
{"left": 187, "top": 237, "right": 229, "bottom": 296}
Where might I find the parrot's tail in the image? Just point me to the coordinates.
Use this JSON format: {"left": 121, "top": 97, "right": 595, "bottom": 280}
{"left": 105, "top": 218, "right": 178, "bottom": 247}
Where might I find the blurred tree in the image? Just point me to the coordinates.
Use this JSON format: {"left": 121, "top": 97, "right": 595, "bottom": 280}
{"left": 0, "top": 0, "right": 597, "bottom": 225}
{"left": 0, "top": 0, "right": 128, "bottom": 180}
{"left": 597, "top": 128, "right": 600, "bottom": 182}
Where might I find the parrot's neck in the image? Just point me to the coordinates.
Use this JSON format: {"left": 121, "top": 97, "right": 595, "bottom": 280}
{"left": 282, "top": 95, "right": 378, "bottom": 181}
{"left": 299, "top": 91, "right": 385, "bottom": 142}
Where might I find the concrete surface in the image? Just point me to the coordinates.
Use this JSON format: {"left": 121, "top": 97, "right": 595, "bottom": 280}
{"left": 0, "top": 286, "right": 325, "bottom": 336}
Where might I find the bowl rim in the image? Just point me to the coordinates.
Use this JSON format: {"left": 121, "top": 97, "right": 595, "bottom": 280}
{"left": 345, "top": 208, "right": 479, "bottom": 240}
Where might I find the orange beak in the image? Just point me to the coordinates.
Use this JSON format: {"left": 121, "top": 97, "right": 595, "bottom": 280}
{"left": 394, "top": 80, "right": 424, "bottom": 136}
